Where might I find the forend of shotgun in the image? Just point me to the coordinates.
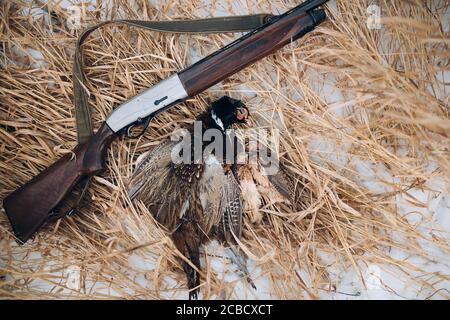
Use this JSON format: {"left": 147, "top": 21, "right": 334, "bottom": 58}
{"left": 3, "top": 0, "right": 328, "bottom": 244}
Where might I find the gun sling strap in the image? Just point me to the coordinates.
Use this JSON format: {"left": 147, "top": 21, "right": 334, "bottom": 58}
{"left": 63, "top": 13, "right": 273, "bottom": 219}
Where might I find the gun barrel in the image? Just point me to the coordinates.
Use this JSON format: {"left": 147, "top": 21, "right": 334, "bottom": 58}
{"left": 293, "top": 0, "right": 329, "bottom": 13}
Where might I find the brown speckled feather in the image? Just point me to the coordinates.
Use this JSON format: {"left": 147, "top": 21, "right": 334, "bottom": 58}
{"left": 216, "top": 171, "right": 242, "bottom": 243}
{"left": 267, "top": 166, "right": 295, "bottom": 204}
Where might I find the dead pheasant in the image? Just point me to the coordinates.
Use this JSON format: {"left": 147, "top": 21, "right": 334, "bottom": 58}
{"left": 128, "top": 96, "right": 295, "bottom": 298}
{"left": 128, "top": 96, "right": 251, "bottom": 299}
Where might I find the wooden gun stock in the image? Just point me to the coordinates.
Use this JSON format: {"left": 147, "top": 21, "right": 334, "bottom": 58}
{"left": 3, "top": 123, "right": 116, "bottom": 243}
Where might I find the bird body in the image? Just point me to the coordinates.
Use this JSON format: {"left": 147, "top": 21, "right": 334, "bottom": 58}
{"left": 128, "top": 96, "right": 295, "bottom": 298}
{"left": 128, "top": 97, "right": 250, "bottom": 299}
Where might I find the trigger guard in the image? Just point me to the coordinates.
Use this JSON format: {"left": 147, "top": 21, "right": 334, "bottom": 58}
{"left": 126, "top": 116, "right": 152, "bottom": 138}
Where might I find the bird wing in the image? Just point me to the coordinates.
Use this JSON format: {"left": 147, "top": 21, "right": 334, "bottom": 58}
{"left": 196, "top": 155, "right": 226, "bottom": 235}
{"left": 128, "top": 140, "right": 189, "bottom": 230}
{"left": 128, "top": 140, "right": 175, "bottom": 200}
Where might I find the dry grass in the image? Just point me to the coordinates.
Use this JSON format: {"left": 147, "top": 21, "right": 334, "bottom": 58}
{"left": 0, "top": 0, "right": 449, "bottom": 299}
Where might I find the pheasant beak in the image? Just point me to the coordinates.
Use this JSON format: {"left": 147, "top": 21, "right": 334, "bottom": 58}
{"left": 236, "top": 106, "right": 249, "bottom": 122}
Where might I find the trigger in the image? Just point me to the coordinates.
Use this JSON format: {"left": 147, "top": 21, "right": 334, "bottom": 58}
{"left": 126, "top": 116, "right": 152, "bottom": 138}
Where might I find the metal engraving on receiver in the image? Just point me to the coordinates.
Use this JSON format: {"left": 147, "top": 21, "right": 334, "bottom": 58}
{"left": 106, "top": 74, "right": 188, "bottom": 132}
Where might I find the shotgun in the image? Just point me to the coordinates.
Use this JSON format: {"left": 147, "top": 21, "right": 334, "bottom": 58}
{"left": 3, "top": 0, "right": 328, "bottom": 243}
